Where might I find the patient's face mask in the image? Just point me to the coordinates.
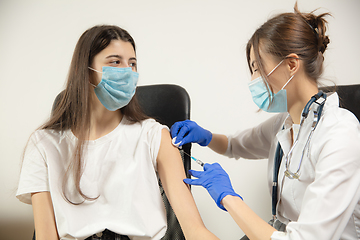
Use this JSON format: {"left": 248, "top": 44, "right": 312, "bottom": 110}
{"left": 248, "top": 59, "right": 294, "bottom": 113}
{"left": 88, "top": 66, "right": 139, "bottom": 111}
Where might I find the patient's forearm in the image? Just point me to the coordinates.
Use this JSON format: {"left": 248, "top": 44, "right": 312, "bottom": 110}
{"left": 32, "top": 192, "right": 59, "bottom": 240}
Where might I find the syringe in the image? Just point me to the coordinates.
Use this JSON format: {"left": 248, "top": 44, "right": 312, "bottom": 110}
{"left": 181, "top": 150, "right": 205, "bottom": 167}
{"left": 172, "top": 137, "right": 205, "bottom": 166}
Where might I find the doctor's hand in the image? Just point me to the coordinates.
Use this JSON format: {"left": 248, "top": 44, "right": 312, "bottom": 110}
{"left": 183, "top": 163, "right": 242, "bottom": 211}
{"left": 170, "top": 120, "right": 212, "bottom": 147}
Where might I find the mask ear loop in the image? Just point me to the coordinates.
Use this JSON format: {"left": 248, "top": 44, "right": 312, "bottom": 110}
{"left": 88, "top": 67, "right": 102, "bottom": 88}
{"left": 280, "top": 56, "right": 299, "bottom": 90}
{"left": 263, "top": 59, "right": 285, "bottom": 99}
{"left": 263, "top": 56, "right": 297, "bottom": 97}
{"left": 267, "top": 59, "right": 285, "bottom": 77}
{"left": 88, "top": 67, "right": 103, "bottom": 73}
{"left": 281, "top": 74, "right": 295, "bottom": 90}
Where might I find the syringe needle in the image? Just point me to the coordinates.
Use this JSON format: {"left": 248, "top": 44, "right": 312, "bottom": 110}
{"left": 181, "top": 150, "right": 205, "bottom": 167}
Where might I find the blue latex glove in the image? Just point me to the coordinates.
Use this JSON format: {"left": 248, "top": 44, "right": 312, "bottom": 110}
{"left": 170, "top": 120, "right": 212, "bottom": 147}
{"left": 183, "top": 163, "right": 242, "bottom": 211}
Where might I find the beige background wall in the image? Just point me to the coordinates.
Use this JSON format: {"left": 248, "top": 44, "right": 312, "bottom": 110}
{"left": 1, "top": 0, "right": 359, "bottom": 239}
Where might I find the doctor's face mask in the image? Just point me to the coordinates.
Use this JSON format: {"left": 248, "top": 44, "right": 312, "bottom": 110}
{"left": 248, "top": 59, "right": 294, "bottom": 113}
{"left": 88, "top": 66, "right": 139, "bottom": 111}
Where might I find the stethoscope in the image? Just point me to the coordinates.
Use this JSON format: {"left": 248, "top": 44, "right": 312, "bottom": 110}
{"left": 272, "top": 91, "right": 327, "bottom": 219}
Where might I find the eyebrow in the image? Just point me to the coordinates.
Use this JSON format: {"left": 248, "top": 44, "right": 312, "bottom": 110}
{"left": 106, "top": 55, "right": 137, "bottom": 61}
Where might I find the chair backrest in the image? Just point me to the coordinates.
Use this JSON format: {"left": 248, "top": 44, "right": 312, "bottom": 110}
{"left": 136, "top": 84, "right": 191, "bottom": 175}
{"left": 46, "top": 84, "right": 191, "bottom": 240}
{"left": 320, "top": 84, "right": 360, "bottom": 121}
{"left": 136, "top": 84, "right": 191, "bottom": 240}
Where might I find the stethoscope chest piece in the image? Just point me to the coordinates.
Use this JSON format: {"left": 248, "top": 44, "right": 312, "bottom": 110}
{"left": 284, "top": 169, "right": 300, "bottom": 179}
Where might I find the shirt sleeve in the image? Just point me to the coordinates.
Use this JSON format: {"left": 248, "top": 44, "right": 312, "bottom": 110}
{"left": 145, "top": 119, "right": 169, "bottom": 169}
{"left": 16, "top": 133, "right": 50, "bottom": 204}
{"left": 224, "top": 113, "right": 286, "bottom": 160}
{"left": 272, "top": 111, "right": 360, "bottom": 240}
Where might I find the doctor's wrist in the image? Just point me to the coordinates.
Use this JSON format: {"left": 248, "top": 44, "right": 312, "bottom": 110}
{"left": 219, "top": 193, "right": 243, "bottom": 211}
{"left": 221, "top": 194, "right": 243, "bottom": 210}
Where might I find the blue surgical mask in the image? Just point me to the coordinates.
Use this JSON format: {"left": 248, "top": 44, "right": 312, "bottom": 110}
{"left": 89, "top": 66, "right": 139, "bottom": 111}
{"left": 248, "top": 60, "right": 294, "bottom": 113}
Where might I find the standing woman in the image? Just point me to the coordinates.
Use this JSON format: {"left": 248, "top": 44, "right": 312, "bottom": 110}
{"left": 16, "top": 25, "right": 219, "bottom": 240}
{"left": 171, "top": 4, "right": 360, "bottom": 240}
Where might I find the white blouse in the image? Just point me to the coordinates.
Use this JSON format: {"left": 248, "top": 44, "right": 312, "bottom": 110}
{"left": 17, "top": 118, "right": 168, "bottom": 240}
{"left": 225, "top": 93, "right": 360, "bottom": 239}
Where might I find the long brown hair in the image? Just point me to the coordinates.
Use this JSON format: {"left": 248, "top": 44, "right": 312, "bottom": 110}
{"left": 246, "top": 2, "right": 331, "bottom": 103}
{"left": 41, "top": 25, "right": 147, "bottom": 204}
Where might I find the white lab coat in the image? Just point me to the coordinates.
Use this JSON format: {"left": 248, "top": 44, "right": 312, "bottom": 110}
{"left": 225, "top": 93, "right": 360, "bottom": 239}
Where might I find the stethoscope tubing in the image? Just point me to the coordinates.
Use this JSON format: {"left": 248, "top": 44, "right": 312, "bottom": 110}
{"left": 272, "top": 91, "right": 327, "bottom": 217}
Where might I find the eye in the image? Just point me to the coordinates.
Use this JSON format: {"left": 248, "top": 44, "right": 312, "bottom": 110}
{"left": 110, "top": 60, "right": 121, "bottom": 65}
{"left": 129, "top": 62, "right": 137, "bottom": 70}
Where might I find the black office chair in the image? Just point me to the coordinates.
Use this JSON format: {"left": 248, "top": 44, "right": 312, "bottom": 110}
{"left": 320, "top": 84, "right": 360, "bottom": 121}
{"left": 33, "top": 84, "right": 191, "bottom": 240}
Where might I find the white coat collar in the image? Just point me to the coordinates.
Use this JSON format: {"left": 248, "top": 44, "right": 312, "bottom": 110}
{"left": 276, "top": 92, "right": 339, "bottom": 155}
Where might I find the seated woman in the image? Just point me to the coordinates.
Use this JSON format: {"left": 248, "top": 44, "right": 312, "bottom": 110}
{"left": 16, "top": 25, "right": 219, "bottom": 240}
